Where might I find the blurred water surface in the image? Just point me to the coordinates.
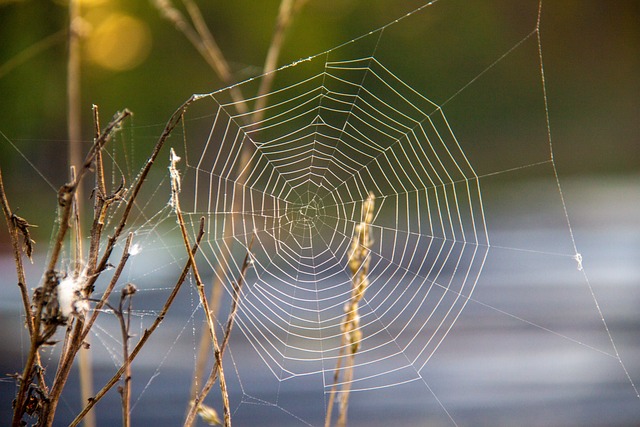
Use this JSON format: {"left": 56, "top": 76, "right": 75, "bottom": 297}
{"left": 1, "top": 175, "right": 639, "bottom": 426}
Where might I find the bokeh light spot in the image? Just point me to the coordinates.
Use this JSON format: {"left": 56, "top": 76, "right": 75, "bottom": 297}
{"left": 86, "top": 13, "right": 151, "bottom": 71}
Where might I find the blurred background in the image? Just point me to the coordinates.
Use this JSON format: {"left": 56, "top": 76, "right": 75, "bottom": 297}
{"left": 0, "top": 0, "right": 638, "bottom": 426}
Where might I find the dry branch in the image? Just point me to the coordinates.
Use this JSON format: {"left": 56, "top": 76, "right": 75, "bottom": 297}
{"left": 9, "top": 108, "right": 132, "bottom": 427}
{"left": 69, "top": 218, "right": 206, "bottom": 427}
{"left": 185, "top": 236, "right": 255, "bottom": 426}
{"left": 169, "top": 148, "right": 232, "bottom": 427}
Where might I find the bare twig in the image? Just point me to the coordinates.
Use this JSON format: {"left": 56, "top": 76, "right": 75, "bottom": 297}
{"left": 69, "top": 218, "right": 206, "bottom": 427}
{"left": 72, "top": 159, "right": 96, "bottom": 427}
{"left": 47, "top": 108, "right": 132, "bottom": 276}
{"left": 81, "top": 233, "right": 134, "bottom": 343}
{"left": 68, "top": 99, "right": 196, "bottom": 426}
{"left": 185, "top": 235, "right": 254, "bottom": 426}
{"left": 45, "top": 228, "right": 133, "bottom": 423}
{"left": 0, "top": 168, "right": 34, "bottom": 335}
{"left": 87, "top": 104, "right": 108, "bottom": 274}
{"left": 78, "top": 105, "right": 104, "bottom": 427}
{"left": 87, "top": 96, "right": 194, "bottom": 292}
{"left": 1, "top": 169, "right": 49, "bottom": 421}
{"left": 11, "top": 108, "right": 131, "bottom": 427}
{"left": 42, "top": 312, "right": 86, "bottom": 426}
{"left": 189, "top": 269, "right": 223, "bottom": 401}
{"left": 185, "top": 0, "right": 307, "bottom": 404}
{"left": 116, "top": 283, "right": 137, "bottom": 427}
{"left": 169, "top": 149, "right": 232, "bottom": 427}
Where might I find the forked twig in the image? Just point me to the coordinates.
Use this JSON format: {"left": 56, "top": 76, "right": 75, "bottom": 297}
{"left": 86, "top": 96, "right": 194, "bottom": 292}
{"left": 99, "top": 283, "right": 137, "bottom": 427}
{"left": 69, "top": 217, "right": 206, "bottom": 427}
{"left": 10, "top": 109, "right": 131, "bottom": 427}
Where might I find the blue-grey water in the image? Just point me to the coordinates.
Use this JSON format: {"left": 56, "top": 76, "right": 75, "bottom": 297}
{"left": 1, "top": 176, "right": 639, "bottom": 426}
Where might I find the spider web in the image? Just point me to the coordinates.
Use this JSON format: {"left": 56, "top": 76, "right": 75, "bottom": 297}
{"left": 4, "top": 1, "right": 639, "bottom": 426}
{"left": 94, "top": 1, "right": 638, "bottom": 425}
{"left": 127, "top": 1, "right": 636, "bottom": 424}
{"left": 175, "top": 53, "right": 489, "bottom": 391}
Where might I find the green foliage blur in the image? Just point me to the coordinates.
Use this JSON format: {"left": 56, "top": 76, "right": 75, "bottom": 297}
{"left": 0, "top": 0, "right": 638, "bottom": 237}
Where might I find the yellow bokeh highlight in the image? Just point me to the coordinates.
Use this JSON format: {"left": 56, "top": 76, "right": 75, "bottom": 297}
{"left": 86, "top": 13, "right": 151, "bottom": 71}
{"left": 78, "top": 0, "right": 109, "bottom": 6}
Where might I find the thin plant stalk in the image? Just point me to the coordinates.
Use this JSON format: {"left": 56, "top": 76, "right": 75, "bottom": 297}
{"left": 72, "top": 161, "right": 96, "bottom": 427}
{"left": 0, "top": 169, "right": 35, "bottom": 336}
{"left": 114, "top": 284, "right": 137, "bottom": 427}
{"left": 169, "top": 149, "right": 231, "bottom": 427}
{"left": 67, "top": 0, "right": 95, "bottom": 406}
{"left": 43, "top": 232, "right": 132, "bottom": 426}
{"left": 326, "top": 192, "right": 375, "bottom": 427}
{"left": 68, "top": 99, "right": 196, "bottom": 426}
{"left": 67, "top": 0, "right": 82, "bottom": 184}
{"left": 176, "top": 0, "right": 307, "bottom": 405}
{"left": 0, "top": 169, "right": 50, "bottom": 404}
{"left": 39, "top": 107, "right": 133, "bottom": 425}
{"left": 69, "top": 98, "right": 196, "bottom": 425}
{"left": 48, "top": 109, "right": 132, "bottom": 276}
{"left": 189, "top": 273, "right": 222, "bottom": 400}
{"left": 185, "top": 236, "right": 254, "bottom": 426}
{"left": 85, "top": 96, "right": 194, "bottom": 294}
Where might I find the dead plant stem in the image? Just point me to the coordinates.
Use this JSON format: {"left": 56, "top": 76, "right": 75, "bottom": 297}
{"left": 87, "top": 96, "right": 193, "bottom": 292}
{"left": 326, "top": 193, "right": 375, "bottom": 427}
{"left": 81, "top": 233, "right": 133, "bottom": 344}
{"left": 186, "top": 0, "right": 307, "bottom": 405}
{"left": 185, "top": 236, "right": 254, "bottom": 425}
{"left": 43, "top": 235, "right": 132, "bottom": 426}
{"left": 116, "top": 286, "right": 135, "bottom": 427}
{"left": 69, "top": 218, "right": 206, "bottom": 427}
{"left": 0, "top": 168, "right": 34, "bottom": 336}
{"left": 47, "top": 109, "right": 131, "bottom": 276}
{"left": 170, "top": 150, "right": 231, "bottom": 427}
